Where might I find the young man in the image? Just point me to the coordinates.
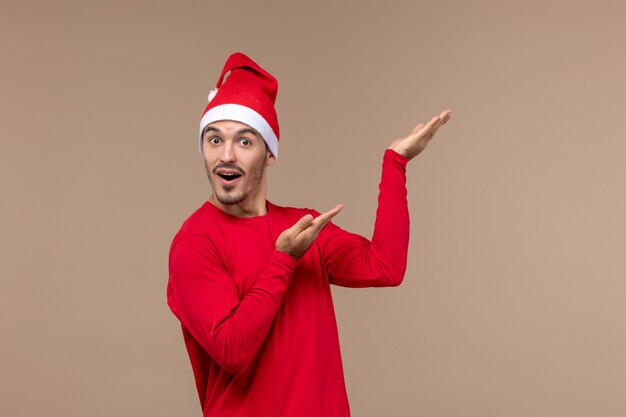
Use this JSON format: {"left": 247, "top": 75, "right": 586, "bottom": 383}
{"left": 167, "top": 52, "right": 451, "bottom": 417}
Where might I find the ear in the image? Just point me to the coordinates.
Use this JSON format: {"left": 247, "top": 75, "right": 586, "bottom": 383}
{"left": 266, "top": 151, "right": 276, "bottom": 166}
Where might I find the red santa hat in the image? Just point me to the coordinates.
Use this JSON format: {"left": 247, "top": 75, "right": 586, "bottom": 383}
{"left": 199, "top": 52, "right": 280, "bottom": 158}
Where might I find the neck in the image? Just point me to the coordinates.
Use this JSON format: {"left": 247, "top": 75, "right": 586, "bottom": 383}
{"left": 209, "top": 188, "right": 268, "bottom": 218}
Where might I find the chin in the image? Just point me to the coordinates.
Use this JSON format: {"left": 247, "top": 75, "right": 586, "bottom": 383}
{"left": 215, "top": 191, "right": 247, "bottom": 205}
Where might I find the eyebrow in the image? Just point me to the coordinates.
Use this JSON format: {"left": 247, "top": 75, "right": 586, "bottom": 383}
{"left": 236, "top": 128, "right": 260, "bottom": 137}
{"left": 202, "top": 126, "right": 220, "bottom": 137}
{"left": 203, "top": 126, "right": 260, "bottom": 138}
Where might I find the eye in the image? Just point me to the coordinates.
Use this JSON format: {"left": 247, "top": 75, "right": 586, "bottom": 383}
{"left": 207, "top": 136, "right": 220, "bottom": 145}
{"left": 240, "top": 138, "right": 252, "bottom": 146}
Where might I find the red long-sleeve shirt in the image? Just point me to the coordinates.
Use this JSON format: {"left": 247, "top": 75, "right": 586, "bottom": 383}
{"left": 167, "top": 149, "right": 410, "bottom": 416}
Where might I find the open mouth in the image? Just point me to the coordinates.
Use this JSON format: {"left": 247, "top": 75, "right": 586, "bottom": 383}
{"left": 217, "top": 172, "right": 241, "bottom": 181}
{"left": 216, "top": 172, "right": 243, "bottom": 184}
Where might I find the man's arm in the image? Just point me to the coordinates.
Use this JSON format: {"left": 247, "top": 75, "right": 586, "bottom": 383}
{"left": 167, "top": 237, "right": 296, "bottom": 375}
{"left": 167, "top": 207, "right": 342, "bottom": 375}
{"left": 318, "top": 110, "right": 451, "bottom": 288}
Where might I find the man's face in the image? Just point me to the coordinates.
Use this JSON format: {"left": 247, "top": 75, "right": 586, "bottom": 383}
{"left": 202, "top": 120, "right": 275, "bottom": 206}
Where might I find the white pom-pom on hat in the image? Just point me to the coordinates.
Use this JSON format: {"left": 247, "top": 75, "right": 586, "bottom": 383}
{"left": 207, "top": 88, "right": 218, "bottom": 102}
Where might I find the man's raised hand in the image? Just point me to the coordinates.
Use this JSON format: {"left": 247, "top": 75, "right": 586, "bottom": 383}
{"left": 276, "top": 204, "right": 344, "bottom": 260}
{"left": 388, "top": 109, "right": 452, "bottom": 160}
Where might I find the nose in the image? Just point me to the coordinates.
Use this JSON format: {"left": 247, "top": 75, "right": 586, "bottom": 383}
{"left": 220, "top": 141, "right": 236, "bottom": 163}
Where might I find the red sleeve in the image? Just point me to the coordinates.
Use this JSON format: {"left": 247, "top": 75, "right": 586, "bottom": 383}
{"left": 318, "top": 149, "right": 410, "bottom": 288}
{"left": 167, "top": 236, "right": 297, "bottom": 375}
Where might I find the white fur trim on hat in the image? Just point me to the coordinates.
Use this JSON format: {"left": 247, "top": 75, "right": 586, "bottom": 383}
{"left": 198, "top": 104, "right": 279, "bottom": 158}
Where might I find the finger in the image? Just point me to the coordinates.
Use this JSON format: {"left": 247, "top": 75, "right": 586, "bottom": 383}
{"left": 426, "top": 114, "right": 443, "bottom": 130}
{"left": 409, "top": 115, "right": 441, "bottom": 141}
{"left": 431, "top": 111, "right": 452, "bottom": 134}
{"left": 411, "top": 110, "right": 451, "bottom": 134}
{"left": 427, "top": 109, "right": 452, "bottom": 128}
{"left": 311, "top": 204, "right": 344, "bottom": 229}
{"left": 410, "top": 123, "right": 425, "bottom": 135}
{"left": 423, "top": 111, "right": 451, "bottom": 138}
{"left": 440, "top": 109, "right": 452, "bottom": 124}
{"left": 292, "top": 213, "right": 314, "bottom": 232}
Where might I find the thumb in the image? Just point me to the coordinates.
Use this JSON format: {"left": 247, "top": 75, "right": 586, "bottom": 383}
{"left": 293, "top": 214, "right": 314, "bottom": 231}
{"left": 410, "top": 122, "right": 425, "bottom": 135}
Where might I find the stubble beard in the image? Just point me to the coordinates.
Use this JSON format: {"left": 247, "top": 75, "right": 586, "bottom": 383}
{"left": 205, "top": 156, "right": 267, "bottom": 206}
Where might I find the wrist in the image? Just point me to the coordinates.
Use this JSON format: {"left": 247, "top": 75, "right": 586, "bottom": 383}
{"left": 273, "top": 248, "right": 299, "bottom": 264}
{"left": 385, "top": 148, "right": 410, "bottom": 167}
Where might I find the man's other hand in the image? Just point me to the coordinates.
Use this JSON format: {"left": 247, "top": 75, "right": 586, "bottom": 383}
{"left": 276, "top": 204, "right": 344, "bottom": 260}
{"left": 388, "top": 109, "right": 452, "bottom": 160}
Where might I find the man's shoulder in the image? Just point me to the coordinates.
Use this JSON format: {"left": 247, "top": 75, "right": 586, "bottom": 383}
{"left": 168, "top": 203, "right": 227, "bottom": 269}
{"left": 170, "top": 202, "right": 218, "bottom": 246}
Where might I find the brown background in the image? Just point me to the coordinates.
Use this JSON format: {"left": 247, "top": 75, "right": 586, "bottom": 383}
{"left": 2, "top": 0, "right": 625, "bottom": 416}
